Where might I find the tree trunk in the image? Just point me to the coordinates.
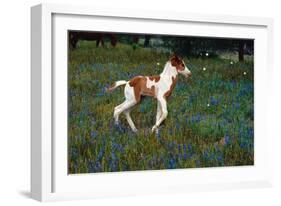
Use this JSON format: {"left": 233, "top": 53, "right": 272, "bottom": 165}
{"left": 144, "top": 35, "right": 150, "bottom": 47}
{"left": 238, "top": 41, "right": 245, "bottom": 62}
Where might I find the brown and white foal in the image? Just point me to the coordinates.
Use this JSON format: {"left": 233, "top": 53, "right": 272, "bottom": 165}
{"left": 107, "top": 55, "right": 192, "bottom": 133}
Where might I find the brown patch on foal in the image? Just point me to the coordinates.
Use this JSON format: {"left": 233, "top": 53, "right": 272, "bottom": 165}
{"left": 170, "top": 55, "right": 185, "bottom": 71}
{"left": 164, "top": 76, "right": 178, "bottom": 99}
{"left": 148, "top": 75, "right": 160, "bottom": 82}
{"left": 129, "top": 76, "right": 157, "bottom": 102}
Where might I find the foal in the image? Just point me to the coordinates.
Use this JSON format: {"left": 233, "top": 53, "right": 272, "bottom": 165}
{"left": 107, "top": 55, "right": 192, "bottom": 133}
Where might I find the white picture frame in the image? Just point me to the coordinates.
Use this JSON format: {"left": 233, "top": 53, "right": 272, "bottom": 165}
{"left": 31, "top": 3, "right": 274, "bottom": 202}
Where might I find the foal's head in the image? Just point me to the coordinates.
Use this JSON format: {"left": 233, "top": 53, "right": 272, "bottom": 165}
{"left": 170, "top": 55, "right": 192, "bottom": 78}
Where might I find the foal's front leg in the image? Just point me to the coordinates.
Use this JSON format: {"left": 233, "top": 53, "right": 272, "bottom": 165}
{"left": 154, "top": 100, "right": 162, "bottom": 134}
{"left": 156, "top": 100, "right": 162, "bottom": 122}
{"left": 152, "top": 97, "right": 168, "bottom": 133}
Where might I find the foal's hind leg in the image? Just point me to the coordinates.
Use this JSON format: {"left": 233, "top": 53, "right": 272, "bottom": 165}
{"left": 113, "top": 82, "right": 139, "bottom": 130}
{"left": 113, "top": 102, "right": 126, "bottom": 124}
{"left": 124, "top": 108, "right": 138, "bottom": 132}
{"left": 114, "top": 100, "right": 137, "bottom": 125}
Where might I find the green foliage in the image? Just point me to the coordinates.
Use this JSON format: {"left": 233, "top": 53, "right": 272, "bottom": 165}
{"left": 68, "top": 41, "right": 254, "bottom": 173}
{"left": 162, "top": 36, "right": 253, "bottom": 58}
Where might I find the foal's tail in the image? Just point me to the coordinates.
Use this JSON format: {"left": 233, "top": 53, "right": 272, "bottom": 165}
{"left": 107, "top": 80, "right": 127, "bottom": 92}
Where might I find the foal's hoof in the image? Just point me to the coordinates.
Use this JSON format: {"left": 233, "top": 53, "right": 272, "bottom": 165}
{"left": 151, "top": 125, "right": 158, "bottom": 133}
{"left": 132, "top": 128, "right": 138, "bottom": 133}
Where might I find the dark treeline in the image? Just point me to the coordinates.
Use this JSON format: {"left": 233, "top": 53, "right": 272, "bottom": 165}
{"left": 69, "top": 31, "right": 254, "bottom": 62}
{"left": 162, "top": 36, "right": 253, "bottom": 62}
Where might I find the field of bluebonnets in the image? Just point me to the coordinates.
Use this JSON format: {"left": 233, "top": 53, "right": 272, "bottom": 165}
{"left": 68, "top": 40, "right": 254, "bottom": 174}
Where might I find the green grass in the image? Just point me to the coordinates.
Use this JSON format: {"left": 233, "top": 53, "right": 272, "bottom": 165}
{"left": 68, "top": 41, "right": 254, "bottom": 173}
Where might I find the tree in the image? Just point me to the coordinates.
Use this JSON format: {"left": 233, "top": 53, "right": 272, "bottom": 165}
{"left": 144, "top": 35, "right": 151, "bottom": 47}
{"left": 162, "top": 36, "right": 253, "bottom": 61}
{"left": 238, "top": 40, "right": 246, "bottom": 62}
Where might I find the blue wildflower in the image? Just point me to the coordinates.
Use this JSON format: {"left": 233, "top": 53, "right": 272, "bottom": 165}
{"left": 210, "top": 96, "right": 219, "bottom": 106}
{"left": 90, "top": 130, "right": 98, "bottom": 139}
{"left": 109, "top": 152, "right": 119, "bottom": 171}
{"left": 178, "top": 144, "right": 181, "bottom": 152}
{"left": 167, "top": 141, "right": 176, "bottom": 151}
{"left": 111, "top": 152, "right": 117, "bottom": 160}
{"left": 115, "top": 123, "right": 126, "bottom": 133}
{"left": 203, "top": 150, "right": 210, "bottom": 160}
{"left": 248, "top": 128, "right": 254, "bottom": 138}
{"left": 217, "top": 154, "right": 223, "bottom": 164}
{"left": 188, "top": 144, "right": 192, "bottom": 152}
{"left": 240, "top": 142, "right": 247, "bottom": 149}
{"left": 168, "top": 158, "right": 177, "bottom": 169}
{"left": 94, "top": 162, "right": 102, "bottom": 172}
{"left": 234, "top": 102, "right": 240, "bottom": 109}
{"left": 183, "top": 144, "right": 188, "bottom": 160}
{"left": 191, "top": 114, "right": 202, "bottom": 122}
{"left": 112, "top": 143, "right": 124, "bottom": 153}
{"left": 97, "top": 145, "right": 105, "bottom": 161}
{"left": 230, "top": 80, "right": 237, "bottom": 88}
{"left": 224, "top": 135, "right": 231, "bottom": 145}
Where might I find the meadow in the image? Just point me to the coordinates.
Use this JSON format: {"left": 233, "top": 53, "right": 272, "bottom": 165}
{"left": 68, "top": 41, "right": 254, "bottom": 173}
